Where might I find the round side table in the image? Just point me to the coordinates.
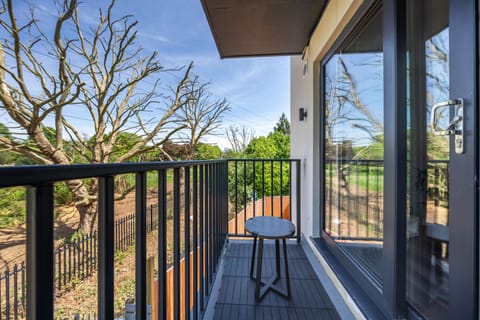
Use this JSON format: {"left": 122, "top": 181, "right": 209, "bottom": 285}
{"left": 245, "top": 216, "right": 295, "bottom": 302}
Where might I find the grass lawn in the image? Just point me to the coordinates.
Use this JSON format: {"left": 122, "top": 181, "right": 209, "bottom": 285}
{"left": 325, "top": 164, "right": 384, "bottom": 193}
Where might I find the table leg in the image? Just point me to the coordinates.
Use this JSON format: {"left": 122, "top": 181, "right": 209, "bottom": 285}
{"left": 283, "top": 238, "right": 291, "bottom": 297}
{"left": 275, "top": 239, "right": 281, "bottom": 279}
{"left": 250, "top": 236, "right": 257, "bottom": 279}
{"left": 255, "top": 238, "right": 264, "bottom": 302}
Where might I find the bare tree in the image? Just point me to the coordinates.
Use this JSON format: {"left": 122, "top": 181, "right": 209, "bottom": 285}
{"left": 175, "top": 75, "right": 230, "bottom": 160}
{"left": 0, "top": 0, "right": 193, "bottom": 233}
{"left": 226, "top": 124, "right": 255, "bottom": 154}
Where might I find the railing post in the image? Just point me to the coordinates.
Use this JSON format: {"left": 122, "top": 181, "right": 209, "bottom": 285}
{"left": 243, "top": 160, "right": 247, "bottom": 220}
{"left": 6, "top": 267, "right": 10, "bottom": 318}
{"left": 184, "top": 166, "right": 191, "bottom": 320}
{"left": 21, "top": 262, "right": 25, "bottom": 316}
{"left": 208, "top": 163, "right": 213, "bottom": 285}
{"left": 14, "top": 264, "right": 18, "bottom": 319}
{"left": 63, "top": 244, "right": 67, "bottom": 286}
{"left": 26, "top": 183, "right": 54, "bottom": 320}
{"left": 199, "top": 165, "right": 205, "bottom": 311}
{"left": 252, "top": 160, "right": 256, "bottom": 219}
{"left": 192, "top": 166, "right": 199, "bottom": 320}
{"left": 98, "top": 176, "right": 115, "bottom": 320}
{"left": 270, "top": 160, "right": 274, "bottom": 216}
{"left": 136, "top": 172, "right": 147, "bottom": 320}
{"left": 204, "top": 165, "right": 210, "bottom": 295}
{"left": 173, "top": 168, "right": 181, "bottom": 319}
{"left": 296, "top": 160, "right": 301, "bottom": 243}
{"left": 223, "top": 161, "right": 229, "bottom": 243}
{"left": 289, "top": 161, "right": 293, "bottom": 223}
{"left": 213, "top": 163, "right": 218, "bottom": 266}
{"left": 157, "top": 169, "right": 167, "bottom": 320}
{"left": 280, "top": 160, "right": 283, "bottom": 219}
{"left": 261, "top": 160, "right": 265, "bottom": 215}
{"left": 234, "top": 160, "right": 238, "bottom": 235}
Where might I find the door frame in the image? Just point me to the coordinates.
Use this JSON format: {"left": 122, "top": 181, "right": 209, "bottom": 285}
{"left": 447, "top": 0, "right": 478, "bottom": 318}
{"left": 383, "top": 0, "right": 407, "bottom": 317}
{"left": 384, "top": 0, "right": 479, "bottom": 318}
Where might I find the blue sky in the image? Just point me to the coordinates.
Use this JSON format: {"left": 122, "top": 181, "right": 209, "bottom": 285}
{"left": 129, "top": 0, "right": 290, "bottom": 147}
{"left": 7, "top": 0, "right": 290, "bottom": 149}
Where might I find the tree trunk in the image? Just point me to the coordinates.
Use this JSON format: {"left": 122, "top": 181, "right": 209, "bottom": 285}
{"left": 76, "top": 202, "right": 98, "bottom": 234}
{"left": 65, "top": 179, "right": 97, "bottom": 234}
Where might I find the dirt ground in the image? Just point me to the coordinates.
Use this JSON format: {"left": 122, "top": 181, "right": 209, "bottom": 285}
{"left": 0, "top": 185, "right": 192, "bottom": 318}
{"left": 0, "top": 189, "right": 160, "bottom": 271}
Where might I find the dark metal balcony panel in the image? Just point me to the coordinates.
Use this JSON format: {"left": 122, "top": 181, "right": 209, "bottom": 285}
{"left": 200, "top": 0, "right": 328, "bottom": 58}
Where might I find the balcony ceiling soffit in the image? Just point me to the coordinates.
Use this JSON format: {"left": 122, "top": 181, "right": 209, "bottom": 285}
{"left": 201, "top": 0, "right": 328, "bottom": 58}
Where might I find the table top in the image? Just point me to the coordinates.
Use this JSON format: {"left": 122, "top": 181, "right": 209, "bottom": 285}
{"left": 245, "top": 216, "right": 295, "bottom": 239}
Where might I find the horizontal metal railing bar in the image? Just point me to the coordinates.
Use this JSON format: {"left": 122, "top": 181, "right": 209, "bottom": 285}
{"left": 334, "top": 236, "right": 383, "bottom": 242}
{"left": 325, "top": 159, "right": 449, "bottom": 165}
{"left": 427, "top": 160, "right": 449, "bottom": 164}
{"left": 226, "top": 234, "right": 298, "bottom": 239}
{"left": 226, "top": 158, "right": 301, "bottom": 162}
{"left": 0, "top": 160, "right": 226, "bottom": 187}
{"left": 324, "top": 159, "right": 384, "bottom": 163}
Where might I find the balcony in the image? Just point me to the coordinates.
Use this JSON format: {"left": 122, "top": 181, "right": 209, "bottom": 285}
{"left": 0, "top": 159, "right": 345, "bottom": 319}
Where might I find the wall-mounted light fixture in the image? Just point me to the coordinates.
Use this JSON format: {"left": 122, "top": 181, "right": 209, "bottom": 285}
{"left": 299, "top": 108, "right": 307, "bottom": 121}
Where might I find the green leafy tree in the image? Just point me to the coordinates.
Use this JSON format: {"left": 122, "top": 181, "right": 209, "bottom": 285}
{"left": 0, "top": 187, "right": 25, "bottom": 227}
{"left": 245, "top": 131, "right": 290, "bottom": 159}
{"left": 228, "top": 114, "right": 291, "bottom": 209}
{"left": 195, "top": 143, "right": 221, "bottom": 160}
{"left": 273, "top": 112, "right": 290, "bottom": 135}
{"left": 244, "top": 132, "right": 290, "bottom": 196}
{"left": 0, "top": 123, "right": 15, "bottom": 164}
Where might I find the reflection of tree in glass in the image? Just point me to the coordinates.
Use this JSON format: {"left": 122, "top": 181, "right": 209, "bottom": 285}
{"left": 324, "top": 53, "right": 383, "bottom": 194}
{"left": 425, "top": 28, "right": 450, "bottom": 201}
{"left": 425, "top": 28, "right": 449, "bottom": 161}
{"left": 324, "top": 54, "right": 383, "bottom": 161}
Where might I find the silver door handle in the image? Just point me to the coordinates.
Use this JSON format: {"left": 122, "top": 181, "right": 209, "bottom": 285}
{"left": 430, "top": 98, "right": 464, "bottom": 154}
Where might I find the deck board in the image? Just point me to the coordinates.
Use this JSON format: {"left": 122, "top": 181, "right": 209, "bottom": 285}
{"left": 214, "top": 242, "right": 341, "bottom": 319}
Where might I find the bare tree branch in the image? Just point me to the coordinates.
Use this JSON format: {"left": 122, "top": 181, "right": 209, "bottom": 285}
{"left": 226, "top": 125, "right": 255, "bottom": 153}
{"left": 175, "top": 73, "right": 231, "bottom": 159}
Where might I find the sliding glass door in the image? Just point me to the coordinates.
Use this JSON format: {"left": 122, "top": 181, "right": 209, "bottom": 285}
{"left": 320, "top": 0, "right": 477, "bottom": 318}
{"left": 406, "top": 0, "right": 477, "bottom": 318}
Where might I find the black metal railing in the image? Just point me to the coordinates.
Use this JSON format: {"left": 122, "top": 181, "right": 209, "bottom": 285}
{"left": 427, "top": 160, "right": 449, "bottom": 224}
{"left": 114, "top": 207, "right": 159, "bottom": 252}
{"left": 324, "top": 159, "right": 383, "bottom": 241}
{"left": 0, "top": 263, "right": 25, "bottom": 320}
{"left": 55, "top": 232, "right": 97, "bottom": 291}
{"left": 0, "top": 160, "right": 229, "bottom": 320}
{"left": 226, "top": 159, "right": 302, "bottom": 241}
{"left": 0, "top": 204, "right": 162, "bottom": 317}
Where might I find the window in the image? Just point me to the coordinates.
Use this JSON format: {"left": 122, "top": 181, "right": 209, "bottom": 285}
{"left": 323, "top": 9, "right": 384, "bottom": 283}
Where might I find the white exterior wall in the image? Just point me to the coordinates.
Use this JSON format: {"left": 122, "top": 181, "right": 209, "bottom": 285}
{"left": 290, "top": 0, "right": 364, "bottom": 239}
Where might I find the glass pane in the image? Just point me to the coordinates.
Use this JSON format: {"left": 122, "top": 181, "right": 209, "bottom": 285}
{"left": 323, "top": 9, "right": 384, "bottom": 283}
{"left": 406, "top": 0, "right": 449, "bottom": 318}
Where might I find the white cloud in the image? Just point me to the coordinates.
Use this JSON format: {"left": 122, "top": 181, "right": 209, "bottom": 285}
{"left": 138, "top": 32, "right": 170, "bottom": 44}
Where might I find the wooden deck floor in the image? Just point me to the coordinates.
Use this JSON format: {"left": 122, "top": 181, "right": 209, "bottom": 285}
{"left": 213, "top": 242, "right": 341, "bottom": 320}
